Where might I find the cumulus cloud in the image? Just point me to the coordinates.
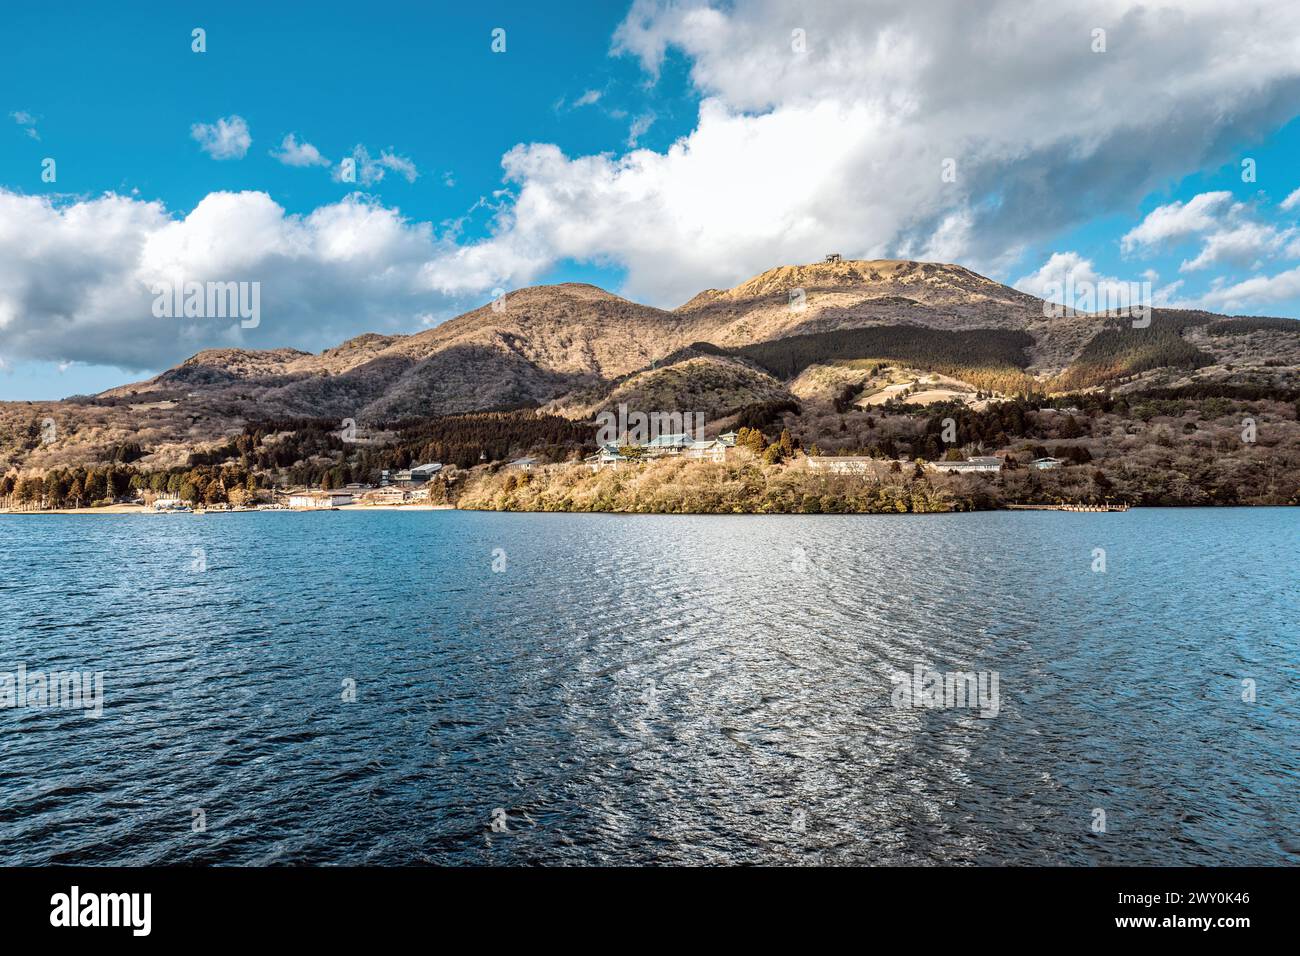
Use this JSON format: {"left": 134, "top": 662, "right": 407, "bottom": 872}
{"left": 1120, "top": 189, "right": 1300, "bottom": 274}
{"left": 270, "top": 133, "right": 331, "bottom": 167}
{"left": 191, "top": 115, "right": 251, "bottom": 160}
{"left": 1196, "top": 266, "right": 1300, "bottom": 311}
{"left": 1014, "top": 251, "right": 1163, "bottom": 312}
{"left": 0, "top": 189, "right": 485, "bottom": 371}
{"left": 11, "top": 0, "right": 1300, "bottom": 372}
{"left": 1179, "top": 221, "right": 1295, "bottom": 272}
{"left": 437, "top": 0, "right": 1300, "bottom": 305}
{"left": 1121, "top": 192, "right": 1236, "bottom": 253}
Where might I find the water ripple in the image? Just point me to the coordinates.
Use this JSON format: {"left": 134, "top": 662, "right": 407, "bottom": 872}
{"left": 0, "top": 508, "right": 1296, "bottom": 865}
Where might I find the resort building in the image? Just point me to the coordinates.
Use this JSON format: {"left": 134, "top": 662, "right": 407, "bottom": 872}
{"left": 586, "top": 430, "right": 737, "bottom": 470}
{"left": 385, "top": 462, "right": 442, "bottom": 486}
{"left": 683, "top": 440, "right": 730, "bottom": 462}
{"left": 507, "top": 457, "right": 538, "bottom": 471}
{"left": 928, "top": 456, "right": 1004, "bottom": 474}
{"left": 1031, "top": 457, "right": 1064, "bottom": 470}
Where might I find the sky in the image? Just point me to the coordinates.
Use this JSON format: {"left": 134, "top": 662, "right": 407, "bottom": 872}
{"left": 4, "top": 0, "right": 1300, "bottom": 400}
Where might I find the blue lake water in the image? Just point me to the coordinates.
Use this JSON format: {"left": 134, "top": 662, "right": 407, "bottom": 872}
{"left": 0, "top": 508, "right": 1296, "bottom": 865}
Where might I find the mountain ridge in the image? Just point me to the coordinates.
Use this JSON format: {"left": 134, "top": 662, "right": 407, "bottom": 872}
{"left": 6, "top": 258, "right": 1299, "bottom": 472}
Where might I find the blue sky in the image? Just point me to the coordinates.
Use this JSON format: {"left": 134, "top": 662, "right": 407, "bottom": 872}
{"left": 5, "top": 0, "right": 1300, "bottom": 399}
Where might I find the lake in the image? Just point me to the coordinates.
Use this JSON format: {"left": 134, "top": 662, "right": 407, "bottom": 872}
{"left": 0, "top": 508, "right": 1296, "bottom": 865}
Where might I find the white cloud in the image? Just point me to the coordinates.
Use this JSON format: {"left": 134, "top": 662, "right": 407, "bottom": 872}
{"left": 1120, "top": 191, "right": 1236, "bottom": 253}
{"left": 626, "top": 112, "right": 656, "bottom": 147}
{"left": 0, "top": 189, "right": 481, "bottom": 371}
{"left": 190, "top": 115, "right": 251, "bottom": 160}
{"left": 1196, "top": 266, "right": 1300, "bottom": 311}
{"left": 270, "top": 133, "right": 331, "bottom": 167}
{"left": 1179, "top": 221, "right": 1294, "bottom": 272}
{"left": 10, "top": 0, "right": 1300, "bottom": 372}
{"left": 1280, "top": 187, "right": 1300, "bottom": 212}
{"left": 1013, "top": 251, "right": 1156, "bottom": 312}
{"left": 332, "top": 145, "right": 419, "bottom": 186}
{"left": 377, "top": 150, "right": 418, "bottom": 183}
{"left": 1122, "top": 189, "right": 1299, "bottom": 273}
{"left": 439, "top": 0, "right": 1300, "bottom": 305}
{"left": 574, "top": 90, "right": 602, "bottom": 107}
{"left": 10, "top": 110, "right": 39, "bottom": 140}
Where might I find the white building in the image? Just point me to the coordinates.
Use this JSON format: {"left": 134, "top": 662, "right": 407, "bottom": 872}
{"left": 928, "top": 456, "right": 1004, "bottom": 474}
{"left": 288, "top": 492, "right": 353, "bottom": 509}
{"left": 807, "top": 456, "right": 877, "bottom": 474}
{"left": 361, "top": 487, "right": 415, "bottom": 504}
{"left": 587, "top": 430, "right": 737, "bottom": 470}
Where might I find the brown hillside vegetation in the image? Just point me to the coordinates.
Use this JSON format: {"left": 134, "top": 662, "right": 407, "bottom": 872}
{"left": 2, "top": 258, "right": 1298, "bottom": 500}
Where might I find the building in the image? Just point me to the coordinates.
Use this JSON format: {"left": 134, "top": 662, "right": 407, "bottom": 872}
{"left": 1031, "top": 457, "right": 1064, "bottom": 470}
{"left": 387, "top": 462, "right": 442, "bottom": 486}
{"left": 642, "top": 432, "right": 737, "bottom": 460}
{"left": 507, "top": 457, "right": 538, "bottom": 471}
{"left": 928, "top": 456, "right": 1004, "bottom": 474}
{"left": 586, "top": 443, "right": 630, "bottom": 471}
{"left": 640, "top": 432, "right": 697, "bottom": 455}
{"left": 152, "top": 497, "right": 185, "bottom": 511}
{"left": 807, "top": 456, "right": 877, "bottom": 474}
{"left": 361, "top": 487, "right": 415, "bottom": 504}
{"left": 288, "top": 492, "right": 353, "bottom": 509}
{"left": 682, "top": 440, "right": 729, "bottom": 462}
{"left": 587, "top": 430, "right": 737, "bottom": 470}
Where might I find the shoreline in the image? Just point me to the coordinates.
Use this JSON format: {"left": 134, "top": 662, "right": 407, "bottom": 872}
{"left": 0, "top": 503, "right": 456, "bottom": 516}
{"left": 3, "top": 502, "right": 1296, "bottom": 517}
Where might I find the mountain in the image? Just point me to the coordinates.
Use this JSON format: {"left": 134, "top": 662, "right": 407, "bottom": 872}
{"left": 674, "top": 258, "right": 1096, "bottom": 369}
{"left": 104, "top": 283, "right": 697, "bottom": 421}
{"left": 4, "top": 259, "right": 1298, "bottom": 471}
